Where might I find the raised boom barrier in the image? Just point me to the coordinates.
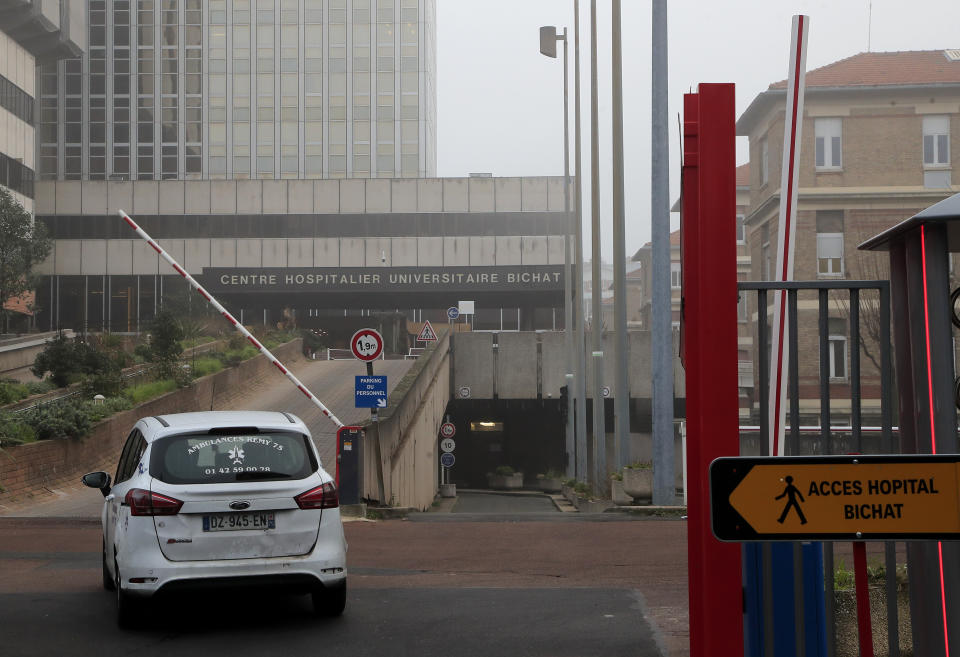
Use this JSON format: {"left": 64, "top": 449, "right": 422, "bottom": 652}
{"left": 118, "top": 209, "right": 344, "bottom": 429}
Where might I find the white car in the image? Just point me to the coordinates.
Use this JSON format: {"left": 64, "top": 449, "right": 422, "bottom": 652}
{"left": 82, "top": 411, "right": 347, "bottom": 626}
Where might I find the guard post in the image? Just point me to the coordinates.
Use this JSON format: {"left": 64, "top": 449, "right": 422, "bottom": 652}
{"left": 336, "top": 426, "right": 364, "bottom": 505}
{"left": 860, "top": 192, "right": 960, "bottom": 656}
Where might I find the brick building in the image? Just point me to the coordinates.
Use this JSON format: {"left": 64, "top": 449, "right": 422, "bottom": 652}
{"left": 736, "top": 50, "right": 960, "bottom": 426}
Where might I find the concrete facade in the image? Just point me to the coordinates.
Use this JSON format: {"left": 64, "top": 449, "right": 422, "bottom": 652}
{"left": 34, "top": 176, "right": 573, "bottom": 334}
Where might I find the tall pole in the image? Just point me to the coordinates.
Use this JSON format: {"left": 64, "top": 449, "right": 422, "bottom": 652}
{"left": 651, "top": 0, "right": 675, "bottom": 505}
{"left": 589, "top": 0, "right": 606, "bottom": 489}
{"left": 611, "top": 0, "right": 628, "bottom": 472}
{"left": 561, "top": 28, "right": 575, "bottom": 479}
{"left": 573, "top": 0, "right": 588, "bottom": 483}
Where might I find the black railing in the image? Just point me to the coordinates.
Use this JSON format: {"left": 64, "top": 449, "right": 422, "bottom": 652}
{"left": 738, "top": 279, "right": 899, "bottom": 657}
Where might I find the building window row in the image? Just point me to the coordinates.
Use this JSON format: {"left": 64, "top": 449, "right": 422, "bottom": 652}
{"left": 0, "top": 154, "right": 35, "bottom": 199}
{"left": 757, "top": 116, "right": 952, "bottom": 185}
{"left": 0, "top": 75, "right": 34, "bottom": 126}
{"left": 38, "top": 212, "right": 567, "bottom": 241}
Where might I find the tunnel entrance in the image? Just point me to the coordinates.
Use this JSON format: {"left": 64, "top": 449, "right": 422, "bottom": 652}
{"left": 441, "top": 399, "right": 566, "bottom": 488}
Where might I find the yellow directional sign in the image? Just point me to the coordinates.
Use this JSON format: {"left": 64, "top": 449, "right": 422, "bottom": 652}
{"left": 710, "top": 455, "right": 960, "bottom": 541}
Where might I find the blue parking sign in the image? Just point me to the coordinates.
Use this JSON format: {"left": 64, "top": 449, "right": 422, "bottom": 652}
{"left": 355, "top": 375, "right": 387, "bottom": 408}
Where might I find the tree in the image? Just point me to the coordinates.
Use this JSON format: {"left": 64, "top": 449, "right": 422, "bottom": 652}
{"left": 0, "top": 188, "right": 51, "bottom": 332}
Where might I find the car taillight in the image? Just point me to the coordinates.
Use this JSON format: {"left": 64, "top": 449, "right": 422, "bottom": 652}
{"left": 295, "top": 482, "right": 339, "bottom": 510}
{"left": 125, "top": 488, "right": 183, "bottom": 516}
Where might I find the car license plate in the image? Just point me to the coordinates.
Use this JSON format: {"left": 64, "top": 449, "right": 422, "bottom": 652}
{"left": 202, "top": 512, "right": 276, "bottom": 532}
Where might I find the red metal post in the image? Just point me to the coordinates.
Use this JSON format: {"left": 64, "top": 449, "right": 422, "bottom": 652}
{"left": 681, "top": 83, "right": 743, "bottom": 656}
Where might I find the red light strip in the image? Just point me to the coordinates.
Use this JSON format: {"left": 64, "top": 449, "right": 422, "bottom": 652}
{"left": 920, "top": 225, "right": 951, "bottom": 656}
{"left": 117, "top": 209, "right": 344, "bottom": 429}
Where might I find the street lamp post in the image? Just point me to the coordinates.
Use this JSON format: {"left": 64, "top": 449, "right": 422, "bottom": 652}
{"left": 539, "top": 25, "right": 576, "bottom": 479}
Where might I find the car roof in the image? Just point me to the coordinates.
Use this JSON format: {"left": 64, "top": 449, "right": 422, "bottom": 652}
{"left": 141, "top": 411, "right": 309, "bottom": 440}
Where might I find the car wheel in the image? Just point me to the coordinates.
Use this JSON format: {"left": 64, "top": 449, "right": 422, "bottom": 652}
{"left": 102, "top": 541, "right": 115, "bottom": 591}
{"left": 115, "top": 556, "right": 139, "bottom": 628}
{"left": 312, "top": 580, "right": 346, "bottom": 617}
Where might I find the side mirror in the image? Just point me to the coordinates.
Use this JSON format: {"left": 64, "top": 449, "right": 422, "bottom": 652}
{"left": 81, "top": 471, "right": 112, "bottom": 497}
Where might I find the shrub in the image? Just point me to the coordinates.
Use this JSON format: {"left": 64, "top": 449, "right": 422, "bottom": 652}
{"left": 32, "top": 333, "right": 124, "bottom": 389}
{"left": 0, "top": 412, "right": 36, "bottom": 446}
{"left": 0, "top": 382, "right": 30, "bottom": 405}
{"left": 26, "top": 380, "right": 55, "bottom": 396}
{"left": 494, "top": 465, "right": 516, "bottom": 476}
{"left": 190, "top": 357, "right": 223, "bottom": 378}
{"left": 21, "top": 400, "right": 92, "bottom": 440}
{"left": 624, "top": 461, "right": 653, "bottom": 470}
{"left": 125, "top": 379, "right": 178, "bottom": 405}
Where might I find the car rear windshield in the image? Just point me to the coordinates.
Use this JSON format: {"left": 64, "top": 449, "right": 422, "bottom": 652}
{"left": 150, "top": 431, "right": 317, "bottom": 485}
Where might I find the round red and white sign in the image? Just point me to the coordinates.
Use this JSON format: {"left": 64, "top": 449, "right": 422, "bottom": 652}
{"left": 440, "top": 422, "right": 456, "bottom": 439}
{"left": 350, "top": 328, "right": 384, "bottom": 362}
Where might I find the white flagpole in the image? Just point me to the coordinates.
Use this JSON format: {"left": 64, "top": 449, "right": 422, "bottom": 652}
{"left": 118, "top": 209, "right": 345, "bottom": 429}
{"left": 768, "top": 15, "right": 809, "bottom": 457}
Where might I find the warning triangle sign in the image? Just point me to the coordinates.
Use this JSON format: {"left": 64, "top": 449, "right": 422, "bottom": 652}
{"left": 416, "top": 320, "right": 438, "bottom": 342}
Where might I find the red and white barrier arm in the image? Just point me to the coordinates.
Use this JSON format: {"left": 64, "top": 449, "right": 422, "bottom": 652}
{"left": 118, "top": 209, "right": 344, "bottom": 429}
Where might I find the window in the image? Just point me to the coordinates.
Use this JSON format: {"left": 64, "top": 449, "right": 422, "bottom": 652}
{"left": 815, "top": 118, "right": 842, "bottom": 169}
{"left": 923, "top": 115, "right": 950, "bottom": 167}
{"left": 760, "top": 138, "right": 769, "bottom": 186}
{"left": 816, "top": 210, "right": 844, "bottom": 277}
{"left": 737, "top": 289, "right": 748, "bottom": 322}
{"left": 827, "top": 319, "right": 848, "bottom": 380}
{"left": 761, "top": 224, "right": 771, "bottom": 281}
{"left": 670, "top": 262, "right": 681, "bottom": 289}
{"left": 736, "top": 214, "right": 746, "bottom": 244}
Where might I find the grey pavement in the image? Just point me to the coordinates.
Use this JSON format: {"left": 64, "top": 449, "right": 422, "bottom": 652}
{"left": 451, "top": 490, "right": 559, "bottom": 514}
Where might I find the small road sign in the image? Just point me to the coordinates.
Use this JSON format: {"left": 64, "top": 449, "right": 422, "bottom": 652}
{"left": 447, "top": 306, "right": 460, "bottom": 320}
{"left": 440, "top": 452, "right": 455, "bottom": 468}
{"left": 417, "top": 320, "right": 438, "bottom": 342}
{"left": 711, "top": 454, "right": 960, "bottom": 541}
{"left": 440, "top": 422, "right": 456, "bottom": 439}
{"left": 355, "top": 375, "right": 388, "bottom": 408}
{"left": 350, "top": 328, "right": 384, "bottom": 362}
{"left": 440, "top": 438, "right": 456, "bottom": 453}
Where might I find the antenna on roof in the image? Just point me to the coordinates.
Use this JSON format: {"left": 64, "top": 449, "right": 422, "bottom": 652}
{"left": 867, "top": 0, "right": 872, "bottom": 52}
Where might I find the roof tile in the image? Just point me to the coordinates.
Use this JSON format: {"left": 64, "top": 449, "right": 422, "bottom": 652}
{"left": 769, "top": 50, "right": 960, "bottom": 89}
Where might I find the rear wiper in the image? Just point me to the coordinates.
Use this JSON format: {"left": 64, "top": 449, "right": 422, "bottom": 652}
{"left": 235, "top": 471, "right": 292, "bottom": 480}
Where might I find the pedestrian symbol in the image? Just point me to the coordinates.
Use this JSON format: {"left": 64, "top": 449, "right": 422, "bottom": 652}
{"left": 775, "top": 475, "right": 807, "bottom": 525}
{"left": 417, "top": 320, "right": 438, "bottom": 342}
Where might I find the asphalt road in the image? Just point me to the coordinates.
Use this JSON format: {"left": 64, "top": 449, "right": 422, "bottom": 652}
{"left": 0, "top": 515, "right": 687, "bottom": 657}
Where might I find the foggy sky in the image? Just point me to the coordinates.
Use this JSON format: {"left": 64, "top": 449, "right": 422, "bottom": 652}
{"left": 436, "top": 0, "right": 960, "bottom": 260}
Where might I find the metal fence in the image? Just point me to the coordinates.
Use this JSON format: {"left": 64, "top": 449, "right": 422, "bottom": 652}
{"left": 738, "top": 280, "right": 899, "bottom": 656}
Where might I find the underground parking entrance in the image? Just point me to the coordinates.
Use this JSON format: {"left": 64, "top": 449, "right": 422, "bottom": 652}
{"left": 441, "top": 399, "right": 567, "bottom": 489}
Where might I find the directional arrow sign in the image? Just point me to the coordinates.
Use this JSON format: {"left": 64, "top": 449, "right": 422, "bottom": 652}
{"left": 355, "top": 375, "right": 387, "bottom": 409}
{"left": 711, "top": 455, "right": 960, "bottom": 541}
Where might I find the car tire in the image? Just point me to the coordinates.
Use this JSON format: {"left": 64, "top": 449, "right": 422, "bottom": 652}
{"left": 312, "top": 580, "right": 346, "bottom": 617}
{"left": 115, "top": 556, "right": 140, "bottom": 628}
{"left": 102, "top": 541, "right": 115, "bottom": 591}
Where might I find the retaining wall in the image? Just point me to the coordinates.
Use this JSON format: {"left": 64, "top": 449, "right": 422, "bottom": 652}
{"left": 0, "top": 339, "right": 302, "bottom": 505}
{"left": 362, "top": 329, "right": 450, "bottom": 510}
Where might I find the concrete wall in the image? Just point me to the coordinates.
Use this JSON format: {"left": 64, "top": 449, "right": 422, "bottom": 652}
{"left": 0, "top": 340, "right": 303, "bottom": 506}
{"left": 452, "top": 330, "right": 685, "bottom": 401}
{"left": 362, "top": 329, "right": 450, "bottom": 510}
